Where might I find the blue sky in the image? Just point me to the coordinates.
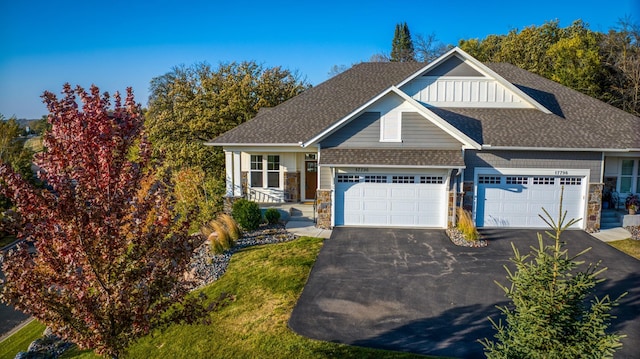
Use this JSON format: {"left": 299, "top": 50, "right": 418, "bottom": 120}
{"left": 1, "top": 0, "right": 638, "bottom": 119}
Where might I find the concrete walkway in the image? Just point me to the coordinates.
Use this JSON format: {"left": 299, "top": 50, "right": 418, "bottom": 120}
{"left": 285, "top": 220, "right": 332, "bottom": 239}
{"left": 591, "top": 227, "right": 632, "bottom": 242}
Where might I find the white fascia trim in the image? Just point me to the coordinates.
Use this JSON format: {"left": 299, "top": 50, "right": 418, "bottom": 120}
{"left": 396, "top": 47, "right": 552, "bottom": 115}
{"left": 206, "top": 142, "right": 301, "bottom": 147}
{"left": 481, "top": 145, "right": 639, "bottom": 152}
{"left": 320, "top": 164, "right": 465, "bottom": 169}
{"left": 389, "top": 87, "right": 482, "bottom": 150}
{"left": 301, "top": 86, "right": 398, "bottom": 147}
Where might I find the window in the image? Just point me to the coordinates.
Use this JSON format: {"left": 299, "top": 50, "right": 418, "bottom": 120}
{"left": 478, "top": 176, "right": 501, "bottom": 184}
{"left": 559, "top": 177, "right": 582, "bottom": 186}
{"left": 249, "top": 155, "right": 280, "bottom": 188}
{"left": 420, "top": 176, "right": 444, "bottom": 184}
{"left": 250, "top": 155, "right": 263, "bottom": 187}
{"left": 364, "top": 175, "right": 387, "bottom": 183}
{"left": 506, "top": 176, "right": 528, "bottom": 185}
{"left": 380, "top": 114, "right": 401, "bottom": 142}
{"left": 337, "top": 175, "right": 361, "bottom": 183}
{"left": 533, "top": 177, "right": 554, "bottom": 185}
{"left": 392, "top": 175, "right": 414, "bottom": 184}
{"left": 267, "top": 155, "right": 280, "bottom": 188}
{"left": 620, "top": 159, "right": 635, "bottom": 193}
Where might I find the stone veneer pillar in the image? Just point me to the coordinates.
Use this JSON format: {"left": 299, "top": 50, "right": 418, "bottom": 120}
{"left": 586, "top": 183, "right": 603, "bottom": 233}
{"left": 447, "top": 191, "right": 456, "bottom": 228}
{"left": 284, "top": 172, "right": 300, "bottom": 202}
{"left": 223, "top": 196, "right": 243, "bottom": 214}
{"left": 316, "top": 189, "right": 332, "bottom": 229}
{"left": 462, "top": 181, "right": 474, "bottom": 212}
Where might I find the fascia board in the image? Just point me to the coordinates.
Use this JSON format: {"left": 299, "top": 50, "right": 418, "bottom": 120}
{"left": 389, "top": 87, "right": 482, "bottom": 150}
{"left": 301, "top": 86, "right": 397, "bottom": 147}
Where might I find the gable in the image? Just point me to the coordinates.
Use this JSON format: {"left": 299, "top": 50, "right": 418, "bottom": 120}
{"left": 319, "top": 93, "right": 463, "bottom": 150}
{"left": 423, "top": 55, "right": 483, "bottom": 77}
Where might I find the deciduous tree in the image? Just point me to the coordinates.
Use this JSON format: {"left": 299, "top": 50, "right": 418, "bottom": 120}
{"left": 0, "top": 84, "right": 196, "bottom": 358}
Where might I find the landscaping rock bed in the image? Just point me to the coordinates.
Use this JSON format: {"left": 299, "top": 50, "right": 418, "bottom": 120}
{"left": 186, "top": 223, "right": 298, "bottom": 290}
{"left": 446, "top": 227, "right": 488, "bottom": 247}
{"left": 625, "top": 225, "right": 640, "bottom": 241}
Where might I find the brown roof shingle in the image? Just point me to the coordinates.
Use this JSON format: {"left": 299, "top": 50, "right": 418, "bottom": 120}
{"left": 207, "top": 62, "right": 425, "bottom": 145}
{"left": 320, "top": 148, "right": 464, "bottom": 167}
{"left": 208, "top": 61, "right": 640, "bottom": 150}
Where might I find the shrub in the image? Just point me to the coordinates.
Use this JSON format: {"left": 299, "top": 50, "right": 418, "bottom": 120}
{"left": 201, "top": 219, "right": 230, "bottom": 255}
{"left": 457, "top": 207, "right": 479, "bottom": 241}
{"left": 232, "top": 199, "right": 262, "bottom": 231}
{"left": 219, "top": 213, "right": 241, "bottom": 241}
{"left": 264, "top": 208, "right": 281, "bottom": 224}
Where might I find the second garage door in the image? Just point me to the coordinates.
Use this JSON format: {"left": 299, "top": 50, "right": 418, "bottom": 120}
{"left": 335, "top": 173, "right": 447, "bottom": 227}
{"left": 476, "top": 174, "right": 585, "bottom": 228}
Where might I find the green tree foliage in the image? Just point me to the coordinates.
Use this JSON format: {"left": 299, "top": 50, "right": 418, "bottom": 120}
{"left": 146, "top": 61, "right": 310, "bottom": 178}
{"left": 600, "top": 19, "right": 640, "bottom": 115}
{"left": 0, "top": 84, "right": 196, "bottom": 358}
{"left": 480, "top": 191, "right": 625, "bottom": 358}
{"left": 391, "top": 22, "right": 416, "bottom": 62}
{"left": 459, "top": 19, "right": 640, "bottom": 115}
{"left": 0, "top": 115, "right": 33, "bottom": 182}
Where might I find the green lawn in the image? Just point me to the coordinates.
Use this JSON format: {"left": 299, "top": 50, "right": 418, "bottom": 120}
{"left": 7, "top": 237, "right": 435, "bottom": 358}
{"left": 0, "top": 320, "right": 46, "bottom": 359}
{"left": 608, "top": 238, "right": 640, "bottom": 260}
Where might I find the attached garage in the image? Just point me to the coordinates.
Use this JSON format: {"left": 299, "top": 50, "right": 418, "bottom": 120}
{"left": 475, "top": 171, "right": 587, "bottom": 229}
{"left": 334, "top": 173, "right": 448, "bottom": 227}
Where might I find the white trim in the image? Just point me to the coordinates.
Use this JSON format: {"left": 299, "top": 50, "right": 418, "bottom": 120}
{"left": 482, "top": 145, "right": 640, "bottom": 152}
{"left": 390, "top": 87, "right": 482, "bottom": 149}
{"left": 397, "top": 47, "right": 552, "bottom": 114}
{"left": 379, "top": 110, "right": 402, "bottom": 142}
{"left": 232, "top": 151, "right": 242, "bottom": 197}
{"left": 206, "top": 142, "right": 301, "bottom": 147}
{"left": 321, "top": 164, "right": 464, "bottom": 169}
{"left": 473, "top": 167, "right": 590, "bottom": 230}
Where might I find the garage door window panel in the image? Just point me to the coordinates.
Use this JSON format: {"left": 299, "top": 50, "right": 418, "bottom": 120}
{"left": 392, "top": 175, "right": 415, "bottom": 184}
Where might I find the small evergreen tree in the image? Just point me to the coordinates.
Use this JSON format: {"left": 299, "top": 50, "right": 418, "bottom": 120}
{"left": 391, "top": 22, "right": 416, "bottom": 62}
{"left": 480, "top": 189, "right": 626, "bottom": 358}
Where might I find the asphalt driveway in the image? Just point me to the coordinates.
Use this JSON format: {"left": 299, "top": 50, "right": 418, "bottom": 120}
{"left": 289, "top": 228, "right": 640, "bottom": 358}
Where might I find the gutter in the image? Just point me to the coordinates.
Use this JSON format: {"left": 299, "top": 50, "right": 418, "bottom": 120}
{"left": 481, "top": 145, "right": 640, "bottom": 152}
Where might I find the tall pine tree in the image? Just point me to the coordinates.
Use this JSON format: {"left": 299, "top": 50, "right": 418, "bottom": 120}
{"left": 391, "top": 22, "right": 416, "bottom": 62}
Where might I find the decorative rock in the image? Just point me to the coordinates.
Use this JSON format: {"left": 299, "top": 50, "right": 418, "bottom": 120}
{"left": 445, "top": 227, "right": 488, "bottom": 247}
{"left": 16, "top": 327, "right": 72, "bottom": 359}
{"left": 625, "top": 225, "right": 640, "bottom": 241}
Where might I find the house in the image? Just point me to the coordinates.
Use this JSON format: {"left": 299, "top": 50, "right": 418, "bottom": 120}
{"left": 206, "top": 47, "right": 640, "bottom": 231}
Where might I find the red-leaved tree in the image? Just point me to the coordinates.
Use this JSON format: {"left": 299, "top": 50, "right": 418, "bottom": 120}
{"left": 0, "top": 84, "right": 195, "bottom": 357}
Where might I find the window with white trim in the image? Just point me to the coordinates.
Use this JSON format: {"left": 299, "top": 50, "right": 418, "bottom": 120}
{"left": 337, "top": 175, "right": 361, "bottom": 183}
{"left": 392, "top": 175, "right": 414, "bottom": 184}
{"left": 380, "top": 114, "right": 401, "bottom": 142}
{"left": 478, "top": 176, "right": 501, "bottom": 184}
{"left": 559, "top": 177, "right": 582, "bottom": 186}
{"left": 619, "top": 159, "right": 640, "bottom": 194}
{"left": 420, "top": 176, "right": 444, "bottom": 184}
{"left": 533, "top": 177, "right": 554, "bottom": 185}
{"left": 267, "top": 155, "right": 280, "bottom": 188}
{"left": 506, "top": 176, "right": 528, "bottom": 185}
{"left": 249, "top": 155, "right": 280, "bottom": 188}
{"left": 364, "top": 175, "right": 387, "bottom": 183}
{"left": 250, "top": 155, "right": 263, "bottom": 187}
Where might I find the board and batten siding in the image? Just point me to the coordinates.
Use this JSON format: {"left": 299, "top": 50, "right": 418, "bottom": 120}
{"left": 464, "top": 150, "right": 602, "bottom": 183}
{"left": 402, "top": 78, "right": 532, "bottom": 109}
{"left": 320, "top": 111, "right": 461, "bottom": 149}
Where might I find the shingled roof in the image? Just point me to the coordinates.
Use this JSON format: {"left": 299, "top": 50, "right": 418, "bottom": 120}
{"left": 208, "top": 60, "right": 640, "bottom": 150}
{"left": 207, "top": 62, "right": 425, "bottom": 145}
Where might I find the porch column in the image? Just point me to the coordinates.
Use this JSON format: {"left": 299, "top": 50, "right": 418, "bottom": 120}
{"left": 225, "top": 151, "right": 234, "bottom": 197}
{"left": 233, "top": 151, "right": 242, "bottom": 197}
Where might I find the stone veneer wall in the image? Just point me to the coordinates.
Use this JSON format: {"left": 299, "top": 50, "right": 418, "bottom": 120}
{"left": 316, "top": 189, "right": 332, "bottom": 229}
{"left": 284, "top": 172, "right": 300, "bottom": 203}
{"left": 586, "top": 183, "right": 603, "bottom": 233}
{"left": 447, "top": 191, "right": 456, "bottom": 228}
{"left": 241, "top": 172, "right": 248, "bottom": 196}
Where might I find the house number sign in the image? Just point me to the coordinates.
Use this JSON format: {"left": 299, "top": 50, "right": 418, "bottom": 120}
{"left": 554, "top": 170, "right": 569, "bottom": 175}
{"left": 355, "top": 168, "right": 369, "bottom": 172}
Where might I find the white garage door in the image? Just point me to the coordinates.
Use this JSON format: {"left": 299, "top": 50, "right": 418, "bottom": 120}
{"left": 335, "top": 174, "right": 446, "bottom": 227}
{"left": 476, "top": 175, "right": 585, "bottom": 228}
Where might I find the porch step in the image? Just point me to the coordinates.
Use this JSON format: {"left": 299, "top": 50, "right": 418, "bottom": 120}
{"left": 600, "top": 210, "right": 622, "bottom": 229}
